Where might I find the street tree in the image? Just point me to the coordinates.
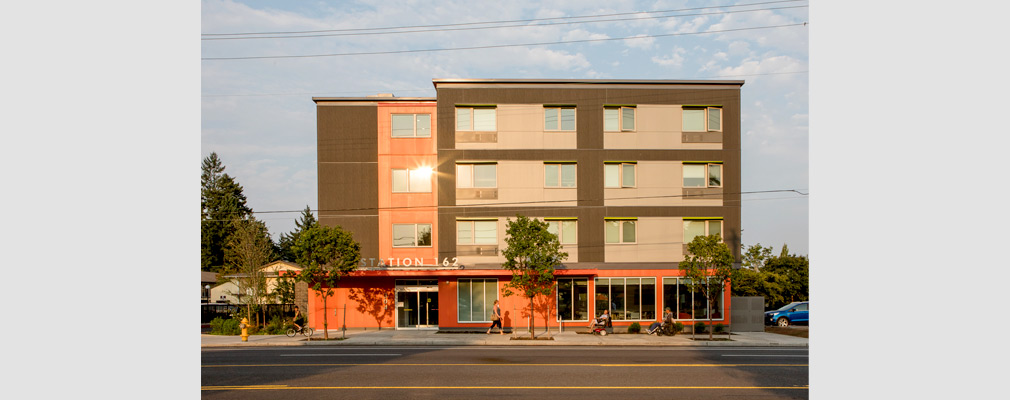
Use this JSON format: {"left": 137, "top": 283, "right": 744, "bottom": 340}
{"left": 763, "top": 249, "right": 809, "bottom": 305}
{"left": 202, "top": 152, "right": 252, "bottom": 272}
{"left": 278, "top": 205, "right": 317, "bottom": 262}
{"left": 682, "top": 234, "right": 735, "bottom": 340}
{"left": 293, "top": 223, "right": 361, "bottom": 340}
{"left": 742, "top": 243, "right": 773, "bottom": 270}
{"left": 501, "top": 215, "right": 568, "bottom": 340}
{"left": 224, "top": 216, "right": 276, "bottom": 327}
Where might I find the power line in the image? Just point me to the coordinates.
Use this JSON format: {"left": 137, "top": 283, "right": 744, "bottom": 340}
{"left": 202, "top": 23, "right": 807, "bottom": 61}
{"left": 202, "top": 5, "right": 808, "bottom": 41}
{"left": 202, "top": 0, "right": 806, "bottom": 37}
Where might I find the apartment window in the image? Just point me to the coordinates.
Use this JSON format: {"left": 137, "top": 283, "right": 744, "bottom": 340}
{"left": 544, "top": 106, "right": 576, "bottom": 131}
{"left": 662, "top": 277, "right": 724, "bottom": 320}
{"left": 457, "top": 220, "right": 497, "bottom": 245}
{"left": 557, "top": 278, "right": 589, "bottom": 321}
{"left": 683, "top": 163, "right": 722, "bottom": 188}
{"left": 392, "top": 223, "right": 432, "bottom": 247}
{"left": 682, "top": 107, "right": 722, "bottom": 132}
{"left": 456, "top": 163, "right": 497, "bottom": 188}
{"left": 683, "top": 219, "right": 722, "bottom": 244}
{"left": 392, "top": 168, "right": 433, "bottom": 193}
{"left": 604, "top": 106, "right": 636, "bottom": 131}
{"left": 594, "top": 277, "right": 656, "bottom": 321}
{"left": 391, "top": 114, "right": 431, "bottom": 138}
{"left": 456, "top": 107, "right": 497, "bottom": 131}
{"left": 604, "top": 162, "right": 636, "bottom": 188}
{"left": 458, "top": 278, "right": 498, "bottom": 323}
{"left": 546, "top": 219, "right": 577, "bottom": 245}
{"left": 605, "top": 219, "right": 636, "bottom": 244}
{"left": 544, "top": 163, "right": 577, "bottom": 188}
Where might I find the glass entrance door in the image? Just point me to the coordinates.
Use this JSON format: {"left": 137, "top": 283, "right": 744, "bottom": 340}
{"left": 395, "top": 280, "right": 439, "bottom": 329}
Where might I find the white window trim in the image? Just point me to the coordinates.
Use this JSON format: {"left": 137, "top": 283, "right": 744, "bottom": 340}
{"left": 683, "top": 219, "right": 724, "bottom": 244}
{"left": 661, "top": 276, "right": 727, "bottom": 321}
{"left": 392, "top": 223, "right": 432, "bottom": 248}
{"left": 392, "top": 168, "right": 433, "bottom": 193}
{"left": 391, "top": 113, "right": 431, "bottom": 138}
{"left": 457, "top": 278, "right": 499, "bottom": 323}
{"left": 556, "top": 277, "right": 590, "bottom": 322}
{"left": 604, "top": 106, "right": 636, "bottom": 132}
{"left": 544, "top": 106, "right": 577, "bottom": 132}
{"left": 682, "top": 107, "right": 723, "bottom": 132}
{"left": 604, "top": 219, "right": 637, "bottom": 244}
{"left": 544, "top": 163, "right": 577, "bottom": 188}
{"left": 456, "top": 106, "right": 497, "bottom": 132}
{"left": 594, "top": 277, "right": 657, "bottom": 322}
{"left": 604, "top": 163, "right": 636, "bottom": 188}
{"left": 683, "top": 163, "right": 723, "bottom": 189}
{"left": 456, "top": 163, "right": 498, "bottom": 189}
{"left": 545, "top": 219, "right": 578, "bottom": 245}
{"left": 456, "top": 220, "right": 498, "bottom": 245}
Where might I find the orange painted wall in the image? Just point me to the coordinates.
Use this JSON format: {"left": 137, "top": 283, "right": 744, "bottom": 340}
{"left": 376, "top": 102, "right": 439, "bottom": 266}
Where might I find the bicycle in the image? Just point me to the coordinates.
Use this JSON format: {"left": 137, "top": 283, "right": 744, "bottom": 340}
{"left": 286, "top": 325, "right": 314, "bottom": 337}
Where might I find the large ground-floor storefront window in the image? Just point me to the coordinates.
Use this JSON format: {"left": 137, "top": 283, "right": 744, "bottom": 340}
{"left": 457, "top": 278, "right": 498, "bottom": 323}
{"left": 662, "top": 277, "right": 724, "bottom": 320}
{"left": 556, "top": 278, "right": 589, "bottom": 321}
{"left": 594, "top": 277, "right": 656, "bottom": 321}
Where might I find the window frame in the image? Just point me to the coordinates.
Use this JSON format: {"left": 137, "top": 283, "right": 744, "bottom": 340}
{"left": 545, "top": 218, "right": 578, "bottom": 245}
{"left": 662, "top": 277, "right": 726, "bottom": 321}
{"left": 682, "top": 162, "right": 723, "bottom": 188}
{"left": 456, "top": 106, "right": 497, "bottom": 132}
{"left": 391, "top": 223, "right": 433, "bottom": 248}
{"left": 594, "top": 277, "right": 656, "bottom": 321}
{"left": 456, "top": 219, "right": 498, "bottom": 245}
{"left": 544, "top": 106, "right": 577, "bottom": 131}
{"left": 604, "top": 106, "right": 636, "bottom": 132}
{"left": 457, "top": 278, "right": 499, "bottom": 323}
{"left": 391, "top": 168, "right": 433, "bottom": 193}
{"left": 683, "top": 219, "right": 723, "bottom": 245}
{"left": 556, "top": 278, "right": 589, "bottom": 321}
{"left": 682, "top": 106, "right": 723, "bottom": 132}
{"left": 544, "top": 162, "right": 577, "bottom": 188}
{"left": 604, "top": 162, "right": 636, "bottom": 188}
{"left": 456, "top": 163, "right": 498, "bottom": 188}
{"left": 604, "top": 218, "right": 637, "bottom": 244}
{"left": 391, "top": 113, "right": 432, "bottom": 138}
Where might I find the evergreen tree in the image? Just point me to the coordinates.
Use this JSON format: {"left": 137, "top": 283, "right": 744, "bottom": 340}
{"left": 278, "top": 205, "right": 317, "bottom": 262}
{"left": 201, "top": 152, "right": 252, "bottom": 272}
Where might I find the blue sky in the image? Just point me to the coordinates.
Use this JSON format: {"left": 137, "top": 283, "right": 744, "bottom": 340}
{"left": 201, "top": 0, "right": 811, "bottom": 255}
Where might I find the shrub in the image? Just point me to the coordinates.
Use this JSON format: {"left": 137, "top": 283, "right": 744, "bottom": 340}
{"left": 628, "top": 322, "right": 641, "bottom": 333}
{"left": 210, "top": 317, "right": 241, "bottom": 335}
{"left": 713, "top": 323, "right": 725, "bottom": 333}
{"left": 673, "top": 322, "right": 684, "bottom": 334}
{"left": 694, "top": 322, "right": 707, "bottom": 334}
{"left": 264, "top": 315, "right": 289, "bottom": 335}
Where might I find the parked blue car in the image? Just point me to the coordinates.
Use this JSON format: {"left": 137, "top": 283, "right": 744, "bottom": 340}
{"left": 765, "top": 301, "right": 809, "bottom": 327}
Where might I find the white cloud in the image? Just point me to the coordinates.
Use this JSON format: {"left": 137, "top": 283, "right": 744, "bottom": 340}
{"left": 651, "top": 46, "right": 686, "bottom": 67}
{"left": 623, "top": 34, "right": 655, "bottom": 50}
{"left": 563, "top": 29, "right": 610, "bottom": 43}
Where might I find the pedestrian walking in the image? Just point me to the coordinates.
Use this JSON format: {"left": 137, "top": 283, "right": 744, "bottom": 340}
{"left": 487, "top": 299, "right": 503, "bottom": 334}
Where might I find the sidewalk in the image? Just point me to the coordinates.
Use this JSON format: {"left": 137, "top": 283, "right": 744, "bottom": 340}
{"left": 201, "top": 328, "right": 808, "bottom": 348}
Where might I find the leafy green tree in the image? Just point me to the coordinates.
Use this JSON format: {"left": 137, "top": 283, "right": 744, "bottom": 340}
{"left": 293, "top": 224, "right": 361, "bottom": 340}
{"left": 278, "top": 205, "right": 317, "bottom": 262}
{"left": 273, "top": 274, "right": 296, "bottom": 305}
{"left": 224, "top": 216, "right": 276, "bottom": 327}
{"left": 501, "top": 215, "right": 568, "bottom": 339}
{"left": 764, "top": 249, "right": 809, "bottom": 305}
{"left": 742, "top": 243, "right": 773, "bottom": 270}
{"left": 731, "top": 243, "right": 809, "bottom": 310}
{"left": 682, "top": 234, "right": 735, "bottom": 340}
{"left": 202, "top": 152, "right": 252, "bottom": 272}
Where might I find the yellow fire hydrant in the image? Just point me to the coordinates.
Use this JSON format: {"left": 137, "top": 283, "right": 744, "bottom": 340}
{"left": 240, "top": 317, "right": 249, "bottom": 342}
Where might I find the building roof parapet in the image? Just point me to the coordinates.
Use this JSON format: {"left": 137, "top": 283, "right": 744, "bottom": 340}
{"left": 432, "top": 78, "right": 744, "bottom": 88}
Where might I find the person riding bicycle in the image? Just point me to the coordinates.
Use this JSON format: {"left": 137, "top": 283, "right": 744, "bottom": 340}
{"left": 292, "top": 306, "right": 305, "bottom": 331}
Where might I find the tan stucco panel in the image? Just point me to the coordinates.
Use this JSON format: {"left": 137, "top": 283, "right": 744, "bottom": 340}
{"left": 604, "top": 217, "right": 683, "bottom": 262}
{"left": 457, "top": 161, "right": 577, "bottom": 207}
{"left": 457, "top": 104, "right": 577, "bottom": 150}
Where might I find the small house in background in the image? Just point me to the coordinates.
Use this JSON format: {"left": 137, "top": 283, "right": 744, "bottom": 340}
{"left": 201, "top": 271, "right": 217, "bottom": 303}
{"left": 209, "top": 260, "right": 303, "bottom": 304}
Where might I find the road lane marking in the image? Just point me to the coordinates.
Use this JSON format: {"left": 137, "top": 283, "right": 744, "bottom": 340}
{"left": 279, "top": 354, "right": 402, "bottom": 357}
{"left": 203, "top": 363, "right": 807, "bottom": 368}
{"left": 202, "top": 385, "right": 808, "bottom": 391}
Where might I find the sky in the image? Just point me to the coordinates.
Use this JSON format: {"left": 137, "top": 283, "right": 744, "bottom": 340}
{"left": 201, "top": 0, "right": 811, "bottom": 256}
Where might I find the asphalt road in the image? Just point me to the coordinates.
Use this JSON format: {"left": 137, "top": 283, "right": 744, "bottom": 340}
{"left": 202, "top": 346, "right": 809, "bottom": 399}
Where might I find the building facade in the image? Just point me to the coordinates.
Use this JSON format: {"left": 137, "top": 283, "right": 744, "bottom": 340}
{"left": 311, "top": 79, "right": 742, "bottom": 332}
